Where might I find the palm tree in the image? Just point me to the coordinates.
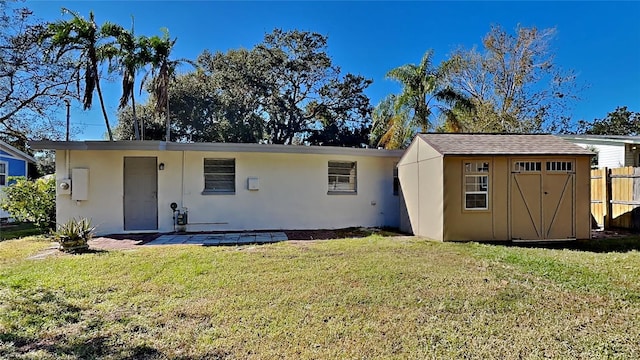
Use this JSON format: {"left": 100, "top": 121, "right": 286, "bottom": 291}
{"left": 101, "top": 20, "right": 150, "bottom": 140}
{"left": 370, "top": 95, "right": 415, "bottom": 150}
{"left": 47, "top": 9, "right": 114, "bottom": 141}
{"left": 386, "top": 49, "right": 473, "bottom": 133}
{"left": 141, "top": 29, "right": 192, "bottom": 141}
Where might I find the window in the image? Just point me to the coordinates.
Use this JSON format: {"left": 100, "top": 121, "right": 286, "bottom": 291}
{"left": 203, "top": 158, "right": 235, "bottom": 194}
{"left": 328, "top": 161, "right": 356, "bottom": 194}
{"left": 514, "top": 161, "right": 541, "bottom": 172}
{"left": 464, "top": 161, "right": 489, "bottom": 210}
{"left": 393, "top": 162, "right": 399, "bottom": 196}
{"left": 546, "top": 161, "right": 573, "bottom": 172}
{"left": 0, "top": 162, "right": 6, "bottom": 186}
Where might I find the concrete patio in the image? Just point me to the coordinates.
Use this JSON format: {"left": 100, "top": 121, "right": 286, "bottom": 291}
{"left": 145, "top": 232, "right": 289, "bottom": 246}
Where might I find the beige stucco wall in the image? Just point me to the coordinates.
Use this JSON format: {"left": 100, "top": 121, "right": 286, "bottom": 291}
{"left": 55, "top": 149, "right": 400, "bottom": 235}
{"left": 397, "top": 138, "right": 444, "bottom": 240}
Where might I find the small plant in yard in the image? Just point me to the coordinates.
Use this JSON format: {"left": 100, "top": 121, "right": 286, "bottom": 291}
{"left": 52, "top": 218, "right": 94, "bottom": 252}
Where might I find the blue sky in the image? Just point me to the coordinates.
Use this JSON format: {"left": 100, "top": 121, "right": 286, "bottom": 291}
{"left": 25, "top": 1, "right": 640, "bottom": 140}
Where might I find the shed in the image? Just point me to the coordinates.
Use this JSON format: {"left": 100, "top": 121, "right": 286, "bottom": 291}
{"left": 29, "top": 140, "right": 403, "bottom": 236}
{"left": 398, "top": 134, "right": 594, "bottom": 241}
{"left": 0, "top": 140, "right": 37, "bottom": 219}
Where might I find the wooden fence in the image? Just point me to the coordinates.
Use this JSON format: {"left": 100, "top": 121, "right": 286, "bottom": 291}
{"left": 591, "top": 166, "right": 640, "bottom": 230}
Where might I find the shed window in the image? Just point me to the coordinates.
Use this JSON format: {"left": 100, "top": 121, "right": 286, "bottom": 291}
{"left": 464, "top": 161, "right": 489, "bottom": 210}
{"left": 546, "top": 161, "right": 573, "bottom": 172}
{"left": 203, "top": 158, "right": 235, "bottom": 194}
{"left": 514, "top": 161, "right": 541, "bottom": 172}
{"left": 0, "top": 162, "right": 6, "bottom": 186}
{"left": 328, "top": 161, "right": 356, "bottom": 194}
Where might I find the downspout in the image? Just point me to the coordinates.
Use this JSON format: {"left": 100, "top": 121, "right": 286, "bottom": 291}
{"left": 65, "top": 98, "right": 71, "bottom": 179}
{"left": 181, "top": 149, "right": 186, "bottom": 215}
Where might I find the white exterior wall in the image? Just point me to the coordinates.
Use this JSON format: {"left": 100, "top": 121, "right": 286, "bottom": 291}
{"left": 567, "top": 141, "right": 625, "bottom": 168}
{"left": 55, "top": 149, "right": 400, "bottom": 235}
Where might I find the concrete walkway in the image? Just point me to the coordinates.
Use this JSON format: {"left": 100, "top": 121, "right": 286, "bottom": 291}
{"left": 146, "top": 232, "right": 288, "bottom": 246}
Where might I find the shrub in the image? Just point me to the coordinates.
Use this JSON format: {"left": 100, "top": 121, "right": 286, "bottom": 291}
{"left": 0, "top": 176, "right": 56, "bottom": 229}
{"left": 53, "top": 218, "right": 94, "bottom": 253}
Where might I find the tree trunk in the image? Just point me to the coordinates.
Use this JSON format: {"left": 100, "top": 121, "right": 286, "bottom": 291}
{"left": 132, "top": 90, "right": 140, "bottom": 141}
{"left": 95, "top": 75, "right": 114, "bottom": 141}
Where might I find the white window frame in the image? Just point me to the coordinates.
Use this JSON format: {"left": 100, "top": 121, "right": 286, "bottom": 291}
{"left": 464, "top": 160, "right": 489, "bottom": 210}
{"left": 203, "top": 158, "right": 235, "bottom": 194}
{"left": 0, "top": 161, "right": 7, "bottom": 186}
{"left": 328, "top": 161, "right": 357, "bottom": 194}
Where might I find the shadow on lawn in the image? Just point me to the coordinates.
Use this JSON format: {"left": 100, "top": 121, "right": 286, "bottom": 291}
{"left": 0, "top": 286, "right": 229, "bottom": 360}
{"left": 504, "top": 235, "right": 640, "bottom": 253}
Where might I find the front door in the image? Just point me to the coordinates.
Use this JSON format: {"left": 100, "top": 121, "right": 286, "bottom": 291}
{"left": 510, "top": 160, "right": 575, "bottom": 240}
{"left": 124, "top": 157, "right": 158, "bottom": 231}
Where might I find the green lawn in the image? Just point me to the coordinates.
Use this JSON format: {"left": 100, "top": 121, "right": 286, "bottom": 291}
{"left": 1, "top": 236, "right": 640, "bottom": 359}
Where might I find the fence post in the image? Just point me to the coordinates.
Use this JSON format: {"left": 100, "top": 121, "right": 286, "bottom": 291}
{"left": 604, "top": 167, "right": 611, "bottom": 230}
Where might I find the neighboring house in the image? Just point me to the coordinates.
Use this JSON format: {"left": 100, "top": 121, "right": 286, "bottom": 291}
{"left": 0, "top": 140, "right": 37, "bottom": 220}
{"left": 560, "top": 134, "right": 640, "bottom": 168}
{"left": 29, "top": 141, "right": 403, "bottom": 236}
{"left": 398, "top": 134, "right": 593, "bottom": 241}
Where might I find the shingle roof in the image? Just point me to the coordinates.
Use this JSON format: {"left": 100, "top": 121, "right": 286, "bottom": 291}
{"left": 418, "top": 133, "right": 594, "bottom": 156}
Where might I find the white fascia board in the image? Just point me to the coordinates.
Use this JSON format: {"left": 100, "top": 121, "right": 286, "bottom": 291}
{"left": 0, "top": 140, "right": 36, "bottom": 163}
{"left": 560, "top": 135, "right": 640, "bottom": 145}
{"left": 28, "top": 141, "right": 404, "bottom": 158}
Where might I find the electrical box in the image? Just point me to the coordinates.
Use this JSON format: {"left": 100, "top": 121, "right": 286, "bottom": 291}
{"left": 57, "top": 179, "right": 72, "bottom": 195}
{"left": 176, "top": 211, "right": 188, "bottom": 225}
{"left": 247, "top": 177, "right": 260, "bottom": 191}
{"left": 71, "top": 168, "right": 89, "bottom": 201}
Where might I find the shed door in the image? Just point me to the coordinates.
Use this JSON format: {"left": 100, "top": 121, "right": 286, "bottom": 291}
{"left": 124, "top": 157, "right": 158, "bottom": 231}
{"left": 510, "top": 160, "right": 575, "bottom": 240}
{"left": 543, "top": 161, "right": 575, "bottom": 239}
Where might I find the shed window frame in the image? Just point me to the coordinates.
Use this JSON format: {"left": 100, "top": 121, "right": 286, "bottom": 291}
{"left": 202, "top": 158, "right": 236, "bottom": 194}
{"left": 463, "top": 160, "right": 490, "bottom": 211}
{"left": 328, "top": 161, "right": 357, "bottom": 195}
{"left": 0, "top": 161, "right": 6, "bottom": 186}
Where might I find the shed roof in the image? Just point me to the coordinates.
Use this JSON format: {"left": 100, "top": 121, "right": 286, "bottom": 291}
{"left": 418, "top": 133, "right": 594, "bottom": 156}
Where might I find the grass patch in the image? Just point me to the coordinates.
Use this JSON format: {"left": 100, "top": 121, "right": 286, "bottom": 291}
{"left": 0, "top": 222, "right": 44, "bottom": 241}
{"left": 1, "top": 236, "right": 639, "bottom": 358}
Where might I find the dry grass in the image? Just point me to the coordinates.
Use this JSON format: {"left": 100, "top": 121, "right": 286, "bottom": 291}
{"left": 1, "top": 236, "right": 639, "bottom": 359}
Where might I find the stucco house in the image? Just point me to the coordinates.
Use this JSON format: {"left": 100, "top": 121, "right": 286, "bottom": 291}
{"left": 0, "top": 140, "right": 36, "bottom": 220}
{"left": 398, "top": 134, "right": 593, "bottom": 241}
{"left": 29, "top": 141, "right": 403, "bottom": 235}
{"left": 560, "top": 134, "right": 640, "bottom": 168}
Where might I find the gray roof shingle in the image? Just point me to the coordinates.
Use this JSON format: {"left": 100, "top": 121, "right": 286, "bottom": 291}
{"left": 418, "top": 134, "right": 594, "bottom": 156}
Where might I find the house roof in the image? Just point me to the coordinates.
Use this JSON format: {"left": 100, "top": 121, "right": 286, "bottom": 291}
{"left": 418, "top": 133, "right": 594, "bottom": 156}
{"left": 0, "top": 140, "right": 36, "bottom": 163}
{"left": 560, "top": 134, "right": 640, "bottom": 145}
{"left": 28, "top": 140, "right": 404, "bottom": 158}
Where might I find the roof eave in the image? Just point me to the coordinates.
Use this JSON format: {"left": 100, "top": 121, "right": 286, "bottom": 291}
{"left": 28, "top": 141, "right": 405, "bottom": 158}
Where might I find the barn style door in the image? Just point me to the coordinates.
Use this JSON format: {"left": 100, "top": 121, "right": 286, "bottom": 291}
{"left": 510, "top": 160, "right": 575, "bottom": 241}
{"left": 124, "top": 157, "right": 158, "bottom": 231}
